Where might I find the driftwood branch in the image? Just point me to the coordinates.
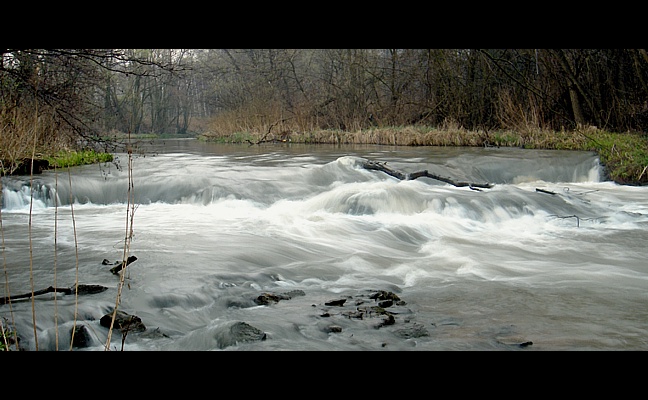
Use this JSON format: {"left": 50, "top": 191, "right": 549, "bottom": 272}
{"left": 1, "top": 255, "right": 138, "bottom": 305}
{"left": 1, "top": 284, "right": 108, "bottom": 305}
{"left": 110, "top": 255, "right": 138, "bottom": 275}
{"left": 246, "top": 118, "right": 294, "bottom": 145}
{"left": 360, "top": 160, "right": 494, "bottom": 190}
{"left": 536, "top": 188, "right": 556, "bottom": 195}
{"left": 548, "top": 214, "right": 602, "bottom": 227}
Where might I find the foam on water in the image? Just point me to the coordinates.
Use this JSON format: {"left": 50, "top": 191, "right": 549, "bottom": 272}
{"left": 2, "top": 143, "right": 648, "bottom": 351}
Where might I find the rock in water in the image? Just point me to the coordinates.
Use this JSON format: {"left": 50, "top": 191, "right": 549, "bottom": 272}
{"left": 214, "top": 321, "right": 267, "bottom": 349}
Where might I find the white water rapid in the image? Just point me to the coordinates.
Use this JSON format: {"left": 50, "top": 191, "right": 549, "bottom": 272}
{"left": 2, "top": 139, "right": 647, "bottom": 351}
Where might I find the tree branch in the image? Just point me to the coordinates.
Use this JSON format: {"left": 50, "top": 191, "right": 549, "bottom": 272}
{"left": 360, "top": 159, "right": 494, "bottom": 190}
{"left": 1, "top": 284, "right": 108, "bottom": 305}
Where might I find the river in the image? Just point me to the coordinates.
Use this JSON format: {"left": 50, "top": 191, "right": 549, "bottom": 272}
{"left": 2, "top": 138, "right": 647, "bottom": 351}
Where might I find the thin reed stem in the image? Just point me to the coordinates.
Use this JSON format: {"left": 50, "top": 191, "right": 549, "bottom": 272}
{"left": 67, "top": 166, "right": 80, "bottom": 351}
{"left": 105, "top": 134, "right": 136, "bottom": 351}
{"left": 53, "top": 166, "right": 59, "bottom": 350}
{"left": 28, "top": 111, "right": 38, "bottom": 351}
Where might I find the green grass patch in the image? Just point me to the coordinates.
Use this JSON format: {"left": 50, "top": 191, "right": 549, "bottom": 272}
{"left": 45, "top": 149, "right": 114, "bottom": 169}
{"left": 492, "top": 131, "right": 522, "bottom": 147}
{"left": 580, "top": 131, "right": 648, "bottom": 184}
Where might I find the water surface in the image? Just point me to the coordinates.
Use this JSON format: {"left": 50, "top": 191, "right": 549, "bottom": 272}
{"left": 2, "top": 139, "right": 647, "bottom": 351}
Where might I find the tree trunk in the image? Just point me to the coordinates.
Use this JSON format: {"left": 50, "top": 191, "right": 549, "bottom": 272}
{"left": 568, "top": 84, "right": 586, "bottom": 126}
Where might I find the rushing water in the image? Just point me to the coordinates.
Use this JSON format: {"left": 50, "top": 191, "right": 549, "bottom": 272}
{"left": 2, "top": 139, "right": 648, "bottom": 351}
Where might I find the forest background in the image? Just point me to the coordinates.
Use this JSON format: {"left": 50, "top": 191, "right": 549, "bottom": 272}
{"left": 1, "top": 49, "right": 647, "bottom": 184}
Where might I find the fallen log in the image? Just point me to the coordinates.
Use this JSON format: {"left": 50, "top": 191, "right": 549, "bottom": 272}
{"left": 360, "top": 160, "right": 494, "bottom": 189}
{"left": 1, "top": 284, "right": 108, "bottom": 305}
{"left": 536, "top": 188, "right": 556, "bottom": 195}
{"left": 110, "top": 255, "right": 138, "bottom": 275}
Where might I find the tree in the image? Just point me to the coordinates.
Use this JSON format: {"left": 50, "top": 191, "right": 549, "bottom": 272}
{"left": 0, "top": 49, "right": 185, "bottom": 163}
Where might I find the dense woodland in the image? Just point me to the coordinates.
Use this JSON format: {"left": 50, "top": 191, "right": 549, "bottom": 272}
{"left": 1, "top": 49, "right": 648, "bottom": 159}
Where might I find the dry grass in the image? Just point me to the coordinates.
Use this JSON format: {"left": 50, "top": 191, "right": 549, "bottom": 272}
{"left": 200, "top": 121, "right": 578, "bottom": 149}
{"left": 0, "top": 106, "right": 74, "bottom": 176}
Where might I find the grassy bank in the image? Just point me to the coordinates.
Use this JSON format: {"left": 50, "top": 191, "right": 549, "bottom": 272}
{"left": 0, "top": 150, "right": 113, "bottom": 176}
{"left": 199, "top": 125, "right": 648, "bottom": 186}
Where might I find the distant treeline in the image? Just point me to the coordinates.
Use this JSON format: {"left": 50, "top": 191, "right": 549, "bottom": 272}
{"left": 1, "top": 49, "right": 647, "bottom": 156}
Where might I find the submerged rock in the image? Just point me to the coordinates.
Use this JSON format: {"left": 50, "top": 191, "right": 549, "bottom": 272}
{"left": 254, "top": 289, "right": 306, "bottom": 305}
{"left": 214, "top": 321, "right": 267, "bottom": 349}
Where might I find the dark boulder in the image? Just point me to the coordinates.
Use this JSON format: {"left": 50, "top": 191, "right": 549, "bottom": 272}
{"left": 100, "top": 310, "right": 146, "bottom": 333}
{"left": 324, "top": 298, "right": 346, "bottom": 306}
{"left": 71, "top": 324, "right": 97, "bottom": 349}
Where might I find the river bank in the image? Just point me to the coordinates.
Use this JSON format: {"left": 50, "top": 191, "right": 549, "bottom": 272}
{"left": 2, "top": 126, "right": 647, "bottom": 185}
{"left": 197, "top": 126, "right": 648, "bottom": 186}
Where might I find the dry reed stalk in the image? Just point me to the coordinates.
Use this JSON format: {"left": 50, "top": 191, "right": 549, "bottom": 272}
{"left": 28, "top": 106, "right": 38, "bottom": 351}
{"left": 104, "top": 136, "right": 136, "bottom": 351}
{"left": 639, "top": 165, "right": 647, "bottom": 181}
{"left": 53, "top": 166, "right": 59, "bottom": 350}
{"left": 66, "top": 165, "right": 80, "bottom": 351}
